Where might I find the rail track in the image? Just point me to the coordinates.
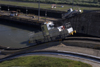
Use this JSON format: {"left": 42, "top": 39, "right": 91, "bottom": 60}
{"left": 64, "top": 36, "right": 100, "bottom": 44}
{"left": 64, "top": 36, "right": 100, "bottom": 49}
{"left": 65, "top": 36, "right": 100, "bottom": 42}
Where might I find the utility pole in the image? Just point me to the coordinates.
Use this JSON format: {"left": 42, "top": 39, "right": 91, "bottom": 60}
{"left": 45, "top": 9, "right": 47, "bottom": 22}
{"left": 8, "top": 6, "right": 9, "bottom": 15}
{"left": 72, "top": 0, "right": 74, "bottom": 9}
{"left": 0, "top": 6, "right": 1, "bottom": 12}
{"left": 38, "top": 0, "right": 40, "bottom": 21}
{"left": 26, "top": 7, "right": 28, "bottom": 16}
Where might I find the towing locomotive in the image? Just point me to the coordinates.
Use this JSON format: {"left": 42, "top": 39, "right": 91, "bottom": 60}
{"left": 29, "top": 21, "right": 76, "bottom": 44}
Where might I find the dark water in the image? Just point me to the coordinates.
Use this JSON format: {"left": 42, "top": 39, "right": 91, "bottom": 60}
{"left": 0, "top": 21, "right": 40, "bottom": 48}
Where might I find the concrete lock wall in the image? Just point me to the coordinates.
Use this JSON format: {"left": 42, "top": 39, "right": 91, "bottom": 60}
{"left": 65, "top": 12, "right": 100, "bottom": 37}
{"left": 0, "top": 4, "right": 64, "bottom": 18}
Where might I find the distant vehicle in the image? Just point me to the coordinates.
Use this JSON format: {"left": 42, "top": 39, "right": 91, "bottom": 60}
{"left": 10, "top": 11, "right": 18, "bottom": 16}
{"left": 61, "top": 6, "right": 64, "bottom": 8}
{"left": 29, "top": 21, "right": 76, "bottom": 44}
{"left": 32, "top": 16, "right": 35, "bottom": 18}
{"left": 62, "top": 8, "right": 82, "bottom": 19}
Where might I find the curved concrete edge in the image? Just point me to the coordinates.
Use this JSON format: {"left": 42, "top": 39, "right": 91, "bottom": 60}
{"left": 0, "top": 50, "right": 100, "bottom": 64}
{"left": 57, "top": 50, "right": 100, "bottom": 59}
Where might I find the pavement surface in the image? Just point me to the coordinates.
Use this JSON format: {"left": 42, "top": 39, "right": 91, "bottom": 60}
{"left": 0, "top": 42, "right": 100, "bottom": 67}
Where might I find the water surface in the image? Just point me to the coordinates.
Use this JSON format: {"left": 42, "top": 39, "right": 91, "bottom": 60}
{"left": 0, "top": 21, "right": 40, "bottom": 48}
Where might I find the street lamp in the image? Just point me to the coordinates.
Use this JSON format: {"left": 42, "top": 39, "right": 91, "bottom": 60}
{"left": 38, "top": 0, "right": 40, "bottom": 21}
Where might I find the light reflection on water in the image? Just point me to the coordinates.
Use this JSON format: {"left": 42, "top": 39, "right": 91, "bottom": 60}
{"left": 0, "top": 21, "right": 40, "bottom": 48}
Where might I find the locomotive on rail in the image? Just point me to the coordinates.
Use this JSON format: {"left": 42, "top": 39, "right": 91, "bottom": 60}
{"left": 28, "top": 8, "right": 83, "bottom": 44}
{"left": 29, "top": 21, "right": 76, "bottom": 44}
